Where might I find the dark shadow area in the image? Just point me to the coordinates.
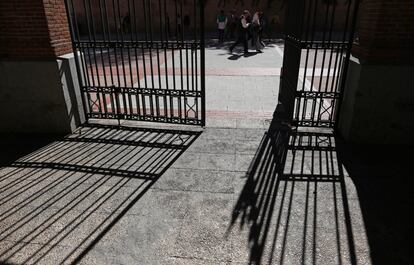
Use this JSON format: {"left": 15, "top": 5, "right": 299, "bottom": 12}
{"left": 205, "top": 39, "right": 283, "bottom": 50}
{"left": 0, "top": 134, "right": 63, "bottom": 167}
{"left": 230, "top": 117, "right": 413, "bottom": 264}
{"left": 336, "top": 142, "right": 414, "bottom": 265}
{"left": 0, "top": 124, "right": 201, "bottom": 264}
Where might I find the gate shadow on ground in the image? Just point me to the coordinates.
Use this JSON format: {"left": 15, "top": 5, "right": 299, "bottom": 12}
{"left": 229, "top": 119, "right": 364, "bottom": 265}
{"left": 230, "top": 117, "right": 414, "bottom": 265}
{"left": 0, "top": 124, "right": 201, "bottom": 265}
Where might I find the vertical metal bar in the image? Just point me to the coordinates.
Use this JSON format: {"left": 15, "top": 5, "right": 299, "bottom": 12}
{"left": 302, "top": 0, "right": 318, "bottom": 124}
{"left": 141, "top": 0, "right": 149, "bottom": 116}
{"left": 323, "top": 1, "right": 338, "bottom": 97}
{"left": 315, "top": 0, "right": 333, "bottom": 127}
{"left": 330, "top": 44, "right": 341, "bottom": 94}
{"left": 175, "top": 0, "right": 178, "bottom": 41}
{"left": 180, "top": 0, "right": 184, "bottom": 41}
{"left": 185, "top": 44, "right": 190, "bottom": 121}
{"left": 154, "top": 2, "right": 162, "bottom": 118}
{"left": 163, "top": 0, "right": 169, "bottom": 118}
{"left": 335, "top": 0, "right": 360, "bottom": 131}
{"left": 125, "top": 0, "right": 135, "bottom": 116}
{"left": 308, "top": 0, "right": 320, "bottom": 126}
{"left": 144, "top": 0, "right": 155, "bottom": 116}
{"left": 116, "top": 0, "right": 129, "bottom": 117}
{"left": 110, "top": 0, "right": 122, "bottom": 118}
{"left": 130, "top": 0, "right": 142, "bottom": 117}
{"left": 102, "top": 0, "right": 116, "bottom": 115}
{"left": 141, "top": 43, "right": 148, "bottom": 116}
{"left": 332, "top": 0, "right": 353, "bottom": 98}
{"left": 178, "top": 0, "right": 184, "bottom": 120}
{"left": 83, "top": 0, "right": 99, "bottom": 115}
{"left": 80, "top": 47, "right": 92, "bottom": 115}
{"left": 172, "top": 0, "right": 178, "bottom": 119}
{"left": 200, "top": 0, "right": 206, "bottom": 126}
{"left": 97, "top": 0, "right": 109, "bottom": 115}
{"left": 171, "top": 48, "right": 176, "bottom": 91}
{"left": 193, "top": 0, "right": 197, "bottom": 43}
{"left": 87, "top": 0, "right": 104, "bottom": 115}
{"left": 296, "top": 0, "right": 313, "bottom": 123}
{"left": 191, "top": 42, "right": 194, "bottom": 93}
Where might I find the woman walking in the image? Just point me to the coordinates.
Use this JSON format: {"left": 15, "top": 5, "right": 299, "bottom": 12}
{"left": 229, "top": 10, "right": 251, "bottom": 55}
{"left": 251, "top": 11, "right": 264, "bottom": 52}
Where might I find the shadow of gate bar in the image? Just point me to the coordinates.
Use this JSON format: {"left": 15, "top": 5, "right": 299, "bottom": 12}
{"left": 64, "top": 0, "right": 206, "bottom": 126}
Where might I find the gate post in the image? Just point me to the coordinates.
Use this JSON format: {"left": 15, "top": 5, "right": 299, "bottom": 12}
{"left": 275, "top": 0, "right": 305, "bottom": 124}
{"left": 338, "top": 0, "right": 414, "bottom": 144}
{"left": 0, "top": 0, "right": 85, "bottom": 134}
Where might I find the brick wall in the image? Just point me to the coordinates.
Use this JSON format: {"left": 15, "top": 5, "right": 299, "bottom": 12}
{"left": 0, "top": 0, "right": 72, "bottom": 59}
{"left": 353, "top": 0, "right": 414, "bottom": 64}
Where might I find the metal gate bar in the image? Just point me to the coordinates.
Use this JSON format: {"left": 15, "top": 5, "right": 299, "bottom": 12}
{"left": 279, "top": 0, "right": 359, "bottom": 128}
{"left": 64, "top": 0, "right": 205, "bottom": 126}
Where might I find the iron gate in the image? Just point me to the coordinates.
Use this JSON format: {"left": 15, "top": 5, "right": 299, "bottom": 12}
{"left": 278, "top": 0, "right": 359, "bottom": 128}
{"left": 65, "top": 0, "right": 205, "bottom": 126}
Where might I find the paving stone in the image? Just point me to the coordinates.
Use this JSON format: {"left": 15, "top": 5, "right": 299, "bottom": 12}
{"left": 235, "top": 153, "right": 258, "bottom": 172}
{"left": 153, "top": 168, "right": 236, "bottom": 194}
{"left": 197, "top": 153, "right": 237, "bottom": 171}
{"left": 205, "top": 117, "right": 238, "bottom": 128}
{"left": 172, "top": 192, "right": 234, "bottom": 262}
{"left": 187, "top": 137, "right": 236, "bottom": 155}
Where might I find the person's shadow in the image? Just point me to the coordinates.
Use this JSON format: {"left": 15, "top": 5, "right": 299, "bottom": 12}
{"left": 227, "top": 51, "right": 261, "bottom": 60}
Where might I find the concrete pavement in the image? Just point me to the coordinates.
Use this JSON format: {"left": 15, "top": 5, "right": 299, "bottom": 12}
{"left": 0, "top": 41, "right": 379, "bottom": 265}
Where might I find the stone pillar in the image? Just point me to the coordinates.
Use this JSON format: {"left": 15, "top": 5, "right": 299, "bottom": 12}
{"left": 0, "top": 0, "right": 85, "bottom": 134}
{"left": 338, "top": 0, "right": 414, "bottom": 145}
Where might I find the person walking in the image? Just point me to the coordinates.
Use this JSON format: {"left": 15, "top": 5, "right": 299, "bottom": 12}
{"left": 217, "top": 10, "right": 227, "bottom": 44}
{"left": 229, "top": 10, "right": 251, "bottom": 55}
{"left": 258, "top": 11, "right": 267, "bottom": 46}
{"left": 251, "top": 11, "right": 264, "bottom": 52}
{"left": 225, "top": 9, "right": 237, "bottom": 40}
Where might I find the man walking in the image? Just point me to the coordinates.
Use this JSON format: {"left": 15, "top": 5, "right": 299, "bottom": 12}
{"left": 229, "top": 10, "right": 251, "bottom": 55}
{"left": 225, "top": 9, "right": 237, "bottom": 40}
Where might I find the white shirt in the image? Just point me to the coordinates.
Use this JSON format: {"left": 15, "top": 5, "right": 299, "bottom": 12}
{"left": 217, "top": 18, "right": 228, "bottom": 30}
{"left": 241, "top": 17, "right": 249, "bottom": 29}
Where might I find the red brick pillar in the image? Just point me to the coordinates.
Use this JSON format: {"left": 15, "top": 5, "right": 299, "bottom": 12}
{"left": 0, "top": 0, "right": 84, "bottom": 134}
{"left": 352, "top": 0, "right": 414, "bottom": 63}
{"left": 0, "top": 0, "right": 72, "bottom": 59}
{"left": 339, "top": 0, "right": 414, "bottom": 144}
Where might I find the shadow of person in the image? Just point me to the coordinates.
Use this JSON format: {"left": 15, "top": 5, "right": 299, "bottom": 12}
{"left": 244, "top": 51, "right": 261, "bottom": 57}
{"left": 227, "top": 51, "right": 261, "bottom": 60}
{"left": 228, "top": 54, "right": 243, "bottom": 60}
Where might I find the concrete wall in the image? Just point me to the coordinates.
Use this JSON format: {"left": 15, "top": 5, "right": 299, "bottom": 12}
{"left": 338, "top": 56, "right": 414, "bottom": 145}
{"left": 0, "top": 53, "right": 85, "bottom": 134}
